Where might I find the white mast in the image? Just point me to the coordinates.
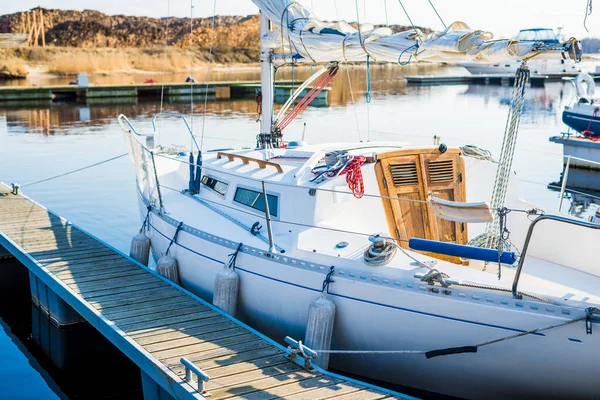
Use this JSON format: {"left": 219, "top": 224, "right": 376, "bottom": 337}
{"left": 259, "top": 11, "right": 274, "bottom": 149}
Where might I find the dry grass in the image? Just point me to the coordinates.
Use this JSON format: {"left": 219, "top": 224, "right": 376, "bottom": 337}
{"left": 0, "top": 47, "right": 209, "bottom": 76}
{"left": 0, "top": 53, "right": 28, "bottom": 78}
{"left": 45, "top": 48, "right": 199, "bottom": 74}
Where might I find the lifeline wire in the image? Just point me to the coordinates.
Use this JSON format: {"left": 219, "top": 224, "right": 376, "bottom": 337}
{"left": 21, "top": 154, "right": 128, "bottom": 188}
{"left": 200, "top": 0, "right": 218, "bottom": 153}
{"left": 312, "top": 311, "right": 591, "bottom": 355}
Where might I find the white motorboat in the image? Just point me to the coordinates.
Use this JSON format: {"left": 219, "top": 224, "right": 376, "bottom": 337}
{"left": 119, "top": 2, "right": 599, "bottom": 399}
{"left": 459, "top": 28, "right": 592, "bottom": 76}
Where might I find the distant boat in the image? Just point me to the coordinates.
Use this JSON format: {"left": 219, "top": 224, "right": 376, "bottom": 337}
{"left": 459, "top": 28, "right": 592, "bottom": 76}
{"left": 562, "top": 73, "right": 600, "bottom": 136}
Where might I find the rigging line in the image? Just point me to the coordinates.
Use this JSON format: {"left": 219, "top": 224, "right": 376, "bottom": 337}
{"left": 189, "top": 0, "right": 195, "bottom": 145}
{"left": 584, "top": 0, "right": 593, "bottom": 33}
{"left": 426, "top": 0, "right": 446, "bottom": 28}
{"left": 159, "top": 0, "right": 172, "bottom": 117}
{"left": 332, "top": 0, "right": 360, "bottom": 141}
{"left": 383, "top": 0, "right": 389, "bottom": 26}
{"left": 20, "top": 154, "right": 128, "bottom": 188}
{"left": 345, "top": 63, "right": 363, "bottom": 142}
{"left": 200, "top": 0, "right": 217, "bottom": 153}
{"left": 396, "top": 0, "right": 423, "bottom": 41}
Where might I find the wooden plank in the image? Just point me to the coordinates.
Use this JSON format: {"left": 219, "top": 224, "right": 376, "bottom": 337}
{"left": 170, "top": 353, "right": 286, "bottom": 378}
{"left": 222, "top": 376, "right": 345, "bottom": 400}
{"left": 22, "top": 242, "right": 103, "bottom": 255}
{"left": 59, "top": 268, "right": 148, "bottom": 284}
{"left": 286, "top": 383, "right": 362, "bottom": 399}
{"left": 163, "top": 340, "right": 272, "bottom": 367}
{"left": 143, "top": 327, "right": 249, "bottom": 353}
{"left": 73, "top": 280, "right": 167, "bottom": 299}
{"left": 87, "top": 287, "right": 191, "bottom": 310}
{"left": 134, "top": 320, "right": 239, "bottom": 346}
{"left": 111, "top": 304, "right": 209, "bottom": 326}
{"left": 157, "top": 333, "right": 259, "bottom": 364}
{"left": 27, "top": 243, "right": 110, "bottom": 259}
{"left": 323, "top": 390, "right": 389, "bottom": 400}
{"left": 1, "top": 224, "right": 82, "bottom": 237}
{"left": 45, "top": 257, "right": 131, "bottom": 271}
{"left": 202, "top": 361, "right": 302, "bottom": 391}
{"left": 206, "top": 371, "right": 320, "bottom": 400}
{"left": 4, "top": 233, "right": 89, "bottom": 247}
{"left": 0, "top": 213, "right": 54, "bottom": 224}
{"left": 15, "top": 237, "right": 98, "bottom": 251}
{"left": 119, "top": 309, "right": 218, "bottom": 333}
{"left": 27, "top": 241, "right": 106, "bottom": 255}
{"left": 50, "top": 260, "right": 139, "bottom": 281}
{"left": 128, "top": 316, "right": 226, "bottom": 339}
{"left": 103, "top": 297, "right": 202, "bottom": 320}
{"left": 0, "top": 217, "right": 68, "bottom": 229}
{"left": 38, "top": 252, "right": 124, "bottom": 264}
{"left": 64, "top": 273, "right": 158, "bottom": 293}
{"left": 47, "top": 262, "right": 133, "bottom": 278}
{"left": 191, "top": 347, "right": 283, "bottom": 372}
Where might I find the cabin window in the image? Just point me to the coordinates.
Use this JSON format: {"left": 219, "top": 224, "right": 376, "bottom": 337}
{"left": 201, "top": 175, "right": 228, "bottom": 196}
{"left": 234, "top": 187, "right": 278, "bottom": 217}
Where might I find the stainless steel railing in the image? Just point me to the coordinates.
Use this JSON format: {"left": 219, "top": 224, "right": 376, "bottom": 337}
{"left": 512, "top": 214, "right": 600, "bottom": 299}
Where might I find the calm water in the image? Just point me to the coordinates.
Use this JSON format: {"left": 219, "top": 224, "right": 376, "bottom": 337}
{"left": 0, "top": 64, "right": 598, "bottom": 398}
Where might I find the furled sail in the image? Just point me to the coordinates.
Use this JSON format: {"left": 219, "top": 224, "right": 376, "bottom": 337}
{"left": 253, "top": 0, "right": 581, "bottom": 64}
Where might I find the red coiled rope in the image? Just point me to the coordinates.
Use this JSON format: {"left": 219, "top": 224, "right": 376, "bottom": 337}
{"left": 275, "top": 64, "right": 339, "bottom": 132}
{"left": 341, "top": 156, "right": 366, "bottom": 198}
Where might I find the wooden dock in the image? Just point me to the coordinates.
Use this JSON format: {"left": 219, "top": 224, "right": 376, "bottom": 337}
{"left": 405, "top": 74, "right": 549, "bottom": 87}
{"left": 0, "top": 80, "right": 330, "bottom": 105}
{"left": 0, "top": 183, "right": 407, "bottom": 400}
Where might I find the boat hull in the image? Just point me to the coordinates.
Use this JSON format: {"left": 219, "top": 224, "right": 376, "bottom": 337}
{"left": 459, "top": 59, "right": 590, "bottom": 76}
{"left": 563, "top": 110, "right": 600, "bottom": 136}
{"left": 143, "top": 200, "right": 600, "bottom": 400}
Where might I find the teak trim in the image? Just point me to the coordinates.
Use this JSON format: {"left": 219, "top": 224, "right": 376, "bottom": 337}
{"left": 217, "top": 152, "right": 284, "bottom": 173}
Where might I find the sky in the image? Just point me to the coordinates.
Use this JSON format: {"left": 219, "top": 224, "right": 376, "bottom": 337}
{"left": 3, "top": 0, "right": 598, "bottom": 39}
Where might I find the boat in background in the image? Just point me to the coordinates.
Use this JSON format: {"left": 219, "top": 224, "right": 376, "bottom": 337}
{"left": 552, "top": 73, "right": 600, "bottom": 169}
{"left": 459, "top": 28, "right": 592, "bottom": 76}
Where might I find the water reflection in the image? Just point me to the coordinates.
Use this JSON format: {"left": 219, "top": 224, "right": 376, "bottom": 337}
{"left": 0, "top": 64, "right": 593, "bottom": 216}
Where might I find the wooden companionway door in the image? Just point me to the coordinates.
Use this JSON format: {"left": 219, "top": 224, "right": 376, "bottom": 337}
{"left": 375, "top": 148, "right": 467, "bottom": 262}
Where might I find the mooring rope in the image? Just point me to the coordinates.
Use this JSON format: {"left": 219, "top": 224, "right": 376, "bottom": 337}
{"left": 20, "top": 153, "right": 128, "bottom": 188}
{"left": 313, "top": 308, "right": 597, "bottom": 357}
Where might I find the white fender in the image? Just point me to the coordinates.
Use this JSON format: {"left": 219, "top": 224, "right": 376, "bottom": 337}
{"left": 575, "top": 73, "right": 596, "bottom": 98}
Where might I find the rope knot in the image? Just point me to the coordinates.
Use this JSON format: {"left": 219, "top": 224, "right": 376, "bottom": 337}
{"left": 420, "top": 269, "right": 451, "bottom": 287}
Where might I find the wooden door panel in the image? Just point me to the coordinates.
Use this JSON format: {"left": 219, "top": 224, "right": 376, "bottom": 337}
{"left": 376, "top": 148, "right": 468, "bottom": 263}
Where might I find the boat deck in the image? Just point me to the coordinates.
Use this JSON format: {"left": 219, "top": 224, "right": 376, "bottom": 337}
{"left": 0, "top": 184, "right": 405, "bottom": 400}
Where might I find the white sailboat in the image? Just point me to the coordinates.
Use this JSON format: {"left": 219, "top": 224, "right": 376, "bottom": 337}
{"left": 118, "top": 2, "right": 599, "bottom": 399}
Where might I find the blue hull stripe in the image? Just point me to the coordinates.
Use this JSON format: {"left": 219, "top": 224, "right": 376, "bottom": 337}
{"left": 563, "top": 111, "right": 600, "bottom": 134}
{"left": 151, "top": 220, "right": 546, "bottom": 337}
